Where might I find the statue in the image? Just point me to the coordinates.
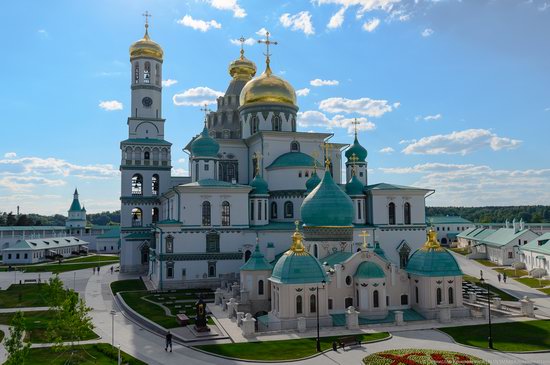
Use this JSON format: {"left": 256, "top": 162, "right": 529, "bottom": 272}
{"left": 194, "top": 295, "right": 211, "bottom": 332}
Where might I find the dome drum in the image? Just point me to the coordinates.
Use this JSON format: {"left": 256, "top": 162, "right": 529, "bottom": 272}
{"left": 303, "top": 226, "right": 353, "bottom": 242}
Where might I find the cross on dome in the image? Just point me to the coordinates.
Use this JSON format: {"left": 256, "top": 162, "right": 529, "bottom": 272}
{"left": 323, "top": 143, "right": 332, "bottom": 169}
{"left": 253, "top": 152, "right": 263, "bottom": 175}
{"left": 351, "top": 118, "right": 361, "bottom": 136}
{"left": 349, "top": 153, "right": 359, "bottom": 175}
{"left": 359, "top": 230, "right": 369, "bottom": 251}
{"left": 142, "top": 11, "right": 152, "bottom": 36}
{"left": 258, "top": 31, "right": 278, "bottom": 75}
{"left": 200, "top": 104, "right": 212, "bottom": 126}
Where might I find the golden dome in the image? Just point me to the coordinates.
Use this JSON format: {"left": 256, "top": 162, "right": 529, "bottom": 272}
{"left": 130, "top": 24, "right": 163, "bottom": 61}
{"left": 239, "top": 63, "right": 296, "bottom": 107}
{"left": 229, "top": 49, "right": 257, "bottom": 80}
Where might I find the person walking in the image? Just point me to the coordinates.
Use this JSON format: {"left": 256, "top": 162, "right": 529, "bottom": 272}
{"left": 165, "top": 331, "right": 173, "bottom": 352}
{"left": 110, "top": 266, "right": 114, "bottom": 275}
{"left": 93, "top": 267, "right": 96, "bottom": 275}
{"left": 503, "top": 273, "right": 507, "bottom": 283}
{"left": 97, "top": 266, "right": 100, "bottom": 273}
{"left": 497, "top": 273, "right": 501, "bottom": 283}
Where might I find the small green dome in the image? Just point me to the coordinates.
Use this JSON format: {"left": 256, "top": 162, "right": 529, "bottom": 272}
{"left": 250, "top": 174, "right": 269, "bottom": 195}
{"left": 345, "top": 175, "right": 364, "bottom": 196}
{"left": 355, "top": 261, "right": 385, "bottom": 279}
{"left": 271, "top": 250, "right": 327, "bottom": 284}
{"left": 373, "top": 242, "right": 387, "bottom": 260}
{"left": 305, "top": 170, "right": 321, "bottom": 193}
{"left": 241, "top": 244, "right": 272, "bottom": 271}
{"left": 345, "top": 135, "right": 368, "bottom": 162}
{"left": 301, "top": 170, "right": 354, "bottom": 227}
{"left": 406, "top": 230, "right": 463, "bottom": 277}
{"left": 191, "top": 126, "right": 220, "bottom": 158}
{"left": 266, "top": 152, "right": 321, "bottom": 170}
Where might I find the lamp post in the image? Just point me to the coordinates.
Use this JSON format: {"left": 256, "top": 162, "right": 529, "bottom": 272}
{"left": 118, "top": 344, "right": 121, "bottom": 365}
{"left": 316, "top": 279, "right": 326, "bottom": 352}
{"left": 479, "top": 275, "right": 493, "bottom": 349}
{"left": 110, "top": 310, "right": 117, "bottom": 346}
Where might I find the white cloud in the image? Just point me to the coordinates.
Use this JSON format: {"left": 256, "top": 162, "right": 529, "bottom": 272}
{"left": 279, "top": 11, "right": 315, "bottom": 36}
{"left": 172, "top": 86, "right": 224, "bottom": 106}
{"left": 423, "top": 113, "right": 442, "bottom": 121}
{"left": 393, "top": 102, "right": 401, "bottom": 109}
{"left": 296, "top": 88, "right": 310, "bottom": 96}
{"left": 4, "top": 152, "right": 16, "bottom": 158}
{"left": 379, "top": 147, "right": 395, "bottom": 154}
{"left": 207, "top": 0, "right": 246, "bottom": 18}
{"left": 230, "top": 37, "right": 255, "bottom": 46}
{"left": 362, "top": 18, "right": 380, "bottom": 32}
{"left": 162, "top": 79, "right": 178, "bottom": 88}
{"left": 310, "top": 79, "right": 339, "bottom": 87}
{"left": 176, "top": 15, "right": 221, "bottom": 32}
{"left": 256, "top": 28, "right": 268, "bottom": 36}
{"left": 319, "top": 97, "right": 394, "bottom": 117}
{"left": 421, "top": 28, "right": 434, "bottom": 37}
{"left": 297, "top": 111, "right": 375, "bottom": 133}
{"left": 99, "top": 100, "right": 123, "bottom": 111}
{"left": 327, "top": 6, "right": 347, "bottom": 29}
{"left": 401, "top": 129, "right": 522, "bottom": 155}
{"left": 177, "top": 158, "right": 187, "bottom": 164}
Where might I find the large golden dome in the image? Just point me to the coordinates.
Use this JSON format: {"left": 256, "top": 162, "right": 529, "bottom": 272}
{"left": 229, "top": 49, "right": 256, "bottom": 80}
{"left": 130, "top": 24, "right": 163, "bottom": 61}
{"left": 239, "top": 63, "right": 296, "bottom": 107}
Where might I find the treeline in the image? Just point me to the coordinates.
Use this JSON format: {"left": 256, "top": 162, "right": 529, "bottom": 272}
{"left": 426, "top": 206, "right": 550, "bottom": 224}
{"left": 0, "top": 211, "right": 121, "bottom": 227}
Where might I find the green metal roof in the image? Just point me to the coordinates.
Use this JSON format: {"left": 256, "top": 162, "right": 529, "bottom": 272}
{"left": 480, "top": 228, "right": 531, "bottom": 247}
{"left": 190, "top": 126, "right": 220, "bottom": 157}
{"left": 3, "top": 237, "right": 88, "bottom": 251}
{"left": 355, "top": 261, "right": 385, "bottom": 279}
{"left": 250, "top": 174, "right": 269, "bottom": 195}
{"left": 364, "top": 183, "right": 430, "bottom": 191}
{"left": 240, "top": 244, "right": 273, "bottom": 271}
{"left": 520, "top": 233, "right": 550, "bottom": 255}
{"left": 305, "top": 170, "right": 321, "bottom": 193}
{"left": 266, "top": 152, "right": 321, "bottom": 170}
{"left": 124, "top": 232, "right": 153, "bottom": 240}
{"left": 345, "top": 175, "right": 364, "bottom": 196}
{"left": 322, "top": 251, "right": 353, "bottom": 266}
{"left": 427, "top": 216, "right": 473, "bottom": 225}
{"left": 457, "top": 227, "right": 496, "bottom": 241}
{"left": 69, "top": 197, "right": 82, "bottom": 212}
{"left": 406, "top": 248, "right": 463, "bottom": 277}
{"left": 156, "top": 219, "right": 182, "bottom": 225}
{"left": 301, "top": 170, "right": 354, "bottom": 227}
{"left": 0, "top": 226, "right": 66, "bottom": 232}
{"left": 344, "top": 135, "right": 367, "bottom": 162}
{"left": 270, "top": 250, "right": 328, "bottom": 284}
{"left": 182, "top": 179, "right": 250, "bottom": 188}
{"left": 96, "top": 227, "right": 121, "bottom": 239}
{"left": 121, "top": 138, "right": 172, "bottom": 145}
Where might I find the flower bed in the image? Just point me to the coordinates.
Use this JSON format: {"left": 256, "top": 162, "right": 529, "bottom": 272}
{"left": 362, "top": 349, "right": 489, "bottom": 365}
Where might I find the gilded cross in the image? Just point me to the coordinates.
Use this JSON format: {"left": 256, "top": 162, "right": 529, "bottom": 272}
{"left": 200, "top": 104, "right": 212, "bottom": 125}
{"left": 253, "top": 152, "right": 263, "bottom": 175}
{"left": 238, "top": 36, "right": 246, "bottom": 59}
{"left": 258, "top": 31, "right": 278, "bottom": 69}
{"left": 359, "top": 230, "right": 369, "bottom": 251}
{"left": 349, "top": 153, "right": 359, "bottom": 176}
{"left": 294, "top": 220, "right": 300, "bottom": 231}
{"left": 323, "top": 143, "right": 332, "bottom": 168}
{"left": 351, "top": 118, "right": 361, "bottom": 135}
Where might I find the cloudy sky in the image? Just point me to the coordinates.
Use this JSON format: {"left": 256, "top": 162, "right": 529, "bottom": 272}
{"left": 2, "top": 0, "right": 550, "bottom": 215}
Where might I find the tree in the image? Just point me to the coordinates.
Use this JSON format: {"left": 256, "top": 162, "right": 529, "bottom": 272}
{"left": 15, "top": 214, "right": 32, "bottom": 226}
{"left": 6, "top": 212, "right": 16, "bottom": 226}
{"left": 44, "top": 275, "right": 66, "bottom": 309}
{"left": 4, "top": 311, "right": 31, "bottom": 365}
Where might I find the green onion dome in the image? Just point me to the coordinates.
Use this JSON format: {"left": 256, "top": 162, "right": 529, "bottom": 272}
{"left": 354, "top": 261, "right": 385, "bottom": 279}
{"left": 240, "top": 244, "right": 272, "bottom": 271}
{"left": 406, "top": 229, "right": 463, "bottom": 277}
{"left": 250, "top": 174, "right": 269, "bottom": 195}
{"left": 190, "top": 126, "right": 220, "bottom": 158}
{"left": 345, "top": 175, "right": 364, "bottom": 196}
{"left": 301, "top": 170, "right": 354, "bottom": 227}
{"left": 345, "top": 135, "right": 368, "bottom": 162}
{"left": 305, "top": 170, "right": 321, "bottom": 193}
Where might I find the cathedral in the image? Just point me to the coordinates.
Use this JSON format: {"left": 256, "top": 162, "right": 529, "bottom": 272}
{"left": 118, "top": 21, "right": 455, "bottom": 320}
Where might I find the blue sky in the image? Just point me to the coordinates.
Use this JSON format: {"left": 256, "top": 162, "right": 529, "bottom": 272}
{"left": 1, "top": 0, "right": 550, "bottom": 215}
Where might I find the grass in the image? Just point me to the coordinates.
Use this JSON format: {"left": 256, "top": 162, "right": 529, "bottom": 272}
{"left": 474, "top": 259, "right": 499, "bottom": 267}
{"left": 516, "top": 277, "right": 550, "bottom": 288}
{"left": 493, "top": 268, "right": 528, "bottom": 278}
{"left": 0, "top": 284, "right": 49, "bottom": 308}
{"left": 196, "top": 332, "right": 390, "bottom": 361}
{"left": 449, "top": 247, "right": 470, "bottom": 256}
{"left": 539, "top": 287, "right": 550, "bottom": 295}
{"left": 20, "top": 262, "right": 113, "bottom": 274}
{"left": 0, "top": 329, "right": 4, "bottom": 342}
{"left": 463, "top": 275, "right": 518, "bottom": 301}
{"left": 110, "top": 279, "right": 146, "bottom": 295}
{"left": 0, "top": 311, "right": 98, "bottom": 343}
{"left": 27, "top": 344, "right": 146, "bottom": 365}
{"left": 62, "top": 255, "right": 119, "bottom": 264}
{"left": 440, "top": 320, "right": 550, "bottom": 351}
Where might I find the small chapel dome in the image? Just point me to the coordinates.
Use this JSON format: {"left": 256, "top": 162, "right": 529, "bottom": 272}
{"left": 240, "top": 244, "right": 272, "bottom": 271}
{"left": 345, "top": 175, "right": 364, "bottom": 196}
{"left": 354, "top": 261, "right": 385, "bottom": 279}
{"left": 190, "top": 126, "right": 220, "bottom": 158}
{"left": 229, "top": 49, "right": 257, "bottom": 80}
{"left": 250, "top": 174, "right": 269, "bottom": 195}
{"left": 345, "top": 134, "right": 368, "bottom": 162}
{"left": 129, "top": 23, "right": 163, "bottom": 61}
{"left": 406, "top": 228, "right": 463, "bottom": 277}
{"left": 305, "top": 170, "right": 321, "bottom": 193}
{"left": 301, "top": 170, "right": 354, "bottom": 227}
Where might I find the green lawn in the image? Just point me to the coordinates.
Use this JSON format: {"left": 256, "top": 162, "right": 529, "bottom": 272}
{"left": 121, "top": 291, "right": 179, "bottom": 328}
{"left": 0, "top": 284, "right": 49, "bottom": 308}
{"left": 0, "top": 311, "right": 98, "bottom": 343}
{"left": 463, "top": 275, "right": 518, "bottom": 301}
{"left": 62, "top": 255, "right": 119, "bottom": 264}
{"left": 197, "top": 332, "right": 390, "bottom": 361}
{"left": 20, "top": 262, "right": 113, "bottom": 274}
{"left": 27, "top": 344, "right": 146, "bottom": 365}
{"left": 110, "top": 279, "right": 146, "bottom": 295}
{"left": 539, "top": 287, "right": 550, "bottom": 295}
{"left": 493, "top": 268, "right": 528, "bottom": 278}
{"left": 516, "top": 277, "right": 550, "bottom": 289}
{"left": 440, "top": 320, "right": 550, "bottom": 351}
{"left": 0, "top": 329, "right": 4, "bottom": 342}
{"left": 474, "top": 259, "right": 499, "bottom": 267}
{"left": 449, "top": 247, "right": 470, "bottom": 256}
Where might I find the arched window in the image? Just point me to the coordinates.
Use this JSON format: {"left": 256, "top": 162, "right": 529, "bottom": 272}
{"left": 258, "top": 201, "right": 262, "bottom": 220}
{"left": 152, "top": 208, "right": 159, "bottom": 223}
{"left": 208, "top": 262, "right": 216, "bottom": 277}
{"left": 272, "top": 115, "right": 282, "bottom": 131}
{"left": 143, "top": 62, "right": 151, "bottom": 84}
{"left": 140, "top": 244, "right": 149, "bottom": 264}
{"left": 401, "top": 294, "right": 408, "bottom": 305}
{"left": 373, "top": 290, "right": 380, "bottom": 308}
{"left": 155, "top": 63, "right": 160, "bottom": 86}
{"left": 290, "top": 141, "right": 300, "bottom": 152}
{"left": 134, "top": 62, "right": 139, "bottom": 83}
{"left": 296, "top": 295, "right": 303, "bottom": 314}
{"left": 404, "top": 202, "right": 411, "bottom": 225}
{"left": 131, "top": 208, "right": 143, "bottom": 227}
{"left": 313, "top": 244, "right": 318, "bottom": 258}
{"left": 388, "top": 202, "right": 396, "bottom": 225}
{"left": 415, "top": 286, "right": 419, "bottom": 303}
{"left": 244, "top": 250, "right": 252, "bottom": 262}
{"left": 284, "top": 201, "right": 294, "bottom": 218}
{"left": 271, "top": 202, "right": 277, "bottom": 219}
{"left": 165, "top": 235, "right": 174, "bottom": 253}
{"left": 251, "top": 116, "right": 259, "bottom": 134}
{"left": 221, "top": 201, "right": 230, "bottom": 226}
{"left": 152, "top": 174, "right": 159, "bottom": 196}
{"left": 310, "top": 294, "right": 316, "bottom": 313}
{"left": 437, "top": 287, "right": 442, "bottom": 305}
{"left": 258, "top": 280, "right": 264, "bottom": 295}
{"left": 144, "top": 151, "right": 150, "bottom": 161}
{"left": 448, "top": 287, "right": 454, "bottom": 304}
{"left": 132, "top": 174, "right": 143, "bottom": 196}
{"left": 202, "top": 201, "right": 211, "bottom": 226}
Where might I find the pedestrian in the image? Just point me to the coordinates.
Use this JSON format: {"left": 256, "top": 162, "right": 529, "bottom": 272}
{"left": 93, "top": 267, "right": 95, "bottom": 274}
{"left": 165, "top": 331, "right": 172, "bottom": 352}
{"left": 503, "top": 273, "right": 507, "bottom": 283}
{"left": 497, "top": 273, "right": 501, "bottom": 283}
{"left": 97, "top": 266, "right": 100, "bottom": 273}
{"left": 110, "top": 266, "right": 114, "bottom": 274}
